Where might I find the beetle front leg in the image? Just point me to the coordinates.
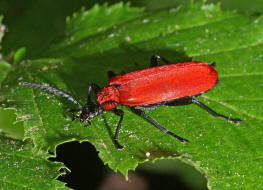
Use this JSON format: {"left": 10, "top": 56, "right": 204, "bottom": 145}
{"left": 87, "top": 83, "right": 100, "bottom": 103}
{"left": 113, "top": 109, "right": 124, "bottom": 150}
{"left": 107, "top": 71, "right": 116, "bottom": 78}
{"left": 130, "top": 107, "right": 189, "bottom": 143}
{"left": 66, "top": 108, "right": 82, "bottom": 121}
{"left": 150, "top": 55, "right": 171, "bottom": 67}
{"left": 191, "top": 98, "right": 243, "bottom": 124}
{"left": 67, "top": 108, "right": 82, "bottom": 113}
{"left": 108, "top": 71, "right": 126, "bottom": 79}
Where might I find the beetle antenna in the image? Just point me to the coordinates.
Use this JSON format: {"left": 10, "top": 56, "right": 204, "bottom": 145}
{"left": 23, "top": 82, "right": 82, "bottom": 109}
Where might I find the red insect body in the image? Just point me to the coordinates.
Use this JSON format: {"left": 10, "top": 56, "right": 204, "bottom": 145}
{"left": 99, "top": 62, "right": 218, "bottom": 108}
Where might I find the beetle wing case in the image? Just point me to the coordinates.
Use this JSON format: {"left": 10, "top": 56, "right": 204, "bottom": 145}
{"left": 109, "top": 62, "right": 218, "bottom": 106}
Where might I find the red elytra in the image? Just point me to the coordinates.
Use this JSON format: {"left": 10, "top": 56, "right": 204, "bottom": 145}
{"left": 103, "top": 62, "right": 218, "bottom": 107}
{"left": 24, "top": 55, "right": 242, "bottom": 150}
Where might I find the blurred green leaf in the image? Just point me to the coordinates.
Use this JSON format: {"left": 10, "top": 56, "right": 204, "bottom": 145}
{"left": 139, "top": 159, "right": 207, "bottom": 189}
{"left": 0, "top": 136, "right": 66, "bottom": 189}
{"left": 55, "top": 2, "right": 144, "bottom": 49}
{"left": 0, "top": 61, "right": 10, "bottom": 85}
{"left": 1, "top": 2, "right": 263, "bottom": 189}
{"left": 2, "top": 0, "right": 262, "bottom": 58}
{"left": 13, "top": 47, "right": 26, "bottom": 64}
{"left": 208, "top": 0, "right": 263, "bottom": 13}
{"left": 0, "top": 0, "right": 143, "bottom": 58}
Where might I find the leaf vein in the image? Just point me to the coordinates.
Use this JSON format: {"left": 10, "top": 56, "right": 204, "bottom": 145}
{"left": 202, "top": 96, "right": 263, "bottom": 121}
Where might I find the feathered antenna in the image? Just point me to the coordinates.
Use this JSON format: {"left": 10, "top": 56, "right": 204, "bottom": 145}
{"left": 23, "top": 82, "right": 82, "bottom": 110}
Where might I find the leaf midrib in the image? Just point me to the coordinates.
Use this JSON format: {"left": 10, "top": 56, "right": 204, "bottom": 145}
{"left": 191, "top": 41, "right": 263, "bottom": 57}
{"left": 25, "top": 69, "right": 47, "bottom": 136}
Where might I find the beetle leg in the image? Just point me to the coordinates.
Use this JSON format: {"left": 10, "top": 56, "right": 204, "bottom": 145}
{"left": 108, "top": 70, "right": 126, "bottom": 78}
{"left": 84, "top": 120, "right": 91, "bottom": 127}
{"left": 113, "top": 109, "right": 124, "bottom": 150}
{"left": 130, "top": 107, "right": 189, "bottom": 143}
{"left": 71, "top": 115, "right": 79, "bottom": 122}
{"left": 210, "top": 62, "right": 216, "bottom": 67}
{"left": 165, "top": 97, "right": 194, "bottom": 106}
{"left": 150, "top": 55, "right": 171, "bottom": 67}
{"left": 87, "top": 83, "right": 100, "bottom": 103}
{"left": 191, "top": 98, "right": 243, "bottom": 124}
{"left": 67, "top": 108, "right": 82, "bottom": 121}
{"left": 67, "top": 108, "right": 82, "bottom": 113}
{"left": 107, "top": 71, "right": 116, "bottom": 78}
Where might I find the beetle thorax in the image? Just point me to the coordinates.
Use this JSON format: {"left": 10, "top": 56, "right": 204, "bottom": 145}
{"left": 96, "top": 86, "right": 120, "bottom": 110}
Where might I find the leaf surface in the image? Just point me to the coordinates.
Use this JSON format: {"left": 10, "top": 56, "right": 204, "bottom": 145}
{"left": 0, "top": 136, "right": 66, "bottom": 189}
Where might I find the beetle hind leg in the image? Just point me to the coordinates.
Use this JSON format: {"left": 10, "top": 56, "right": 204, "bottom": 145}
{"left": 130, "top": 107, "right": 189, "bottom": 143}
{"left": 210, "top": 62, "right": 216, "bottom": 67}
{"left": 191, "top": 98, "right": 243, "bottom": 124}
{"left": 150, "top": 55, "right": 171, "bottom": 67}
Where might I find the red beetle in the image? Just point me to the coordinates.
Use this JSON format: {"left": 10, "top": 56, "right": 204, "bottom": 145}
{"left": 24, "top": 55, "right": 242, "bottom": 149}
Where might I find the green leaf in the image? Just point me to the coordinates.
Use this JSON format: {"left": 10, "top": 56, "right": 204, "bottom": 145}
{"left": 0, "top": 136, "right": 66, "bottom": 189}
{"left": 0, "top": 1, "right": 144, "bottom": 58}
{"left": 13, "top": 47, "right": 27, "bottom": 64}
{"left": 46, "top": 2, "right": 237, "bottom": 58}
{"left": 0, "top": 108, "right": 24, "bottom": 140}
{"left": 53, "top": 2, "right": 145, "bottom": 50}
{"left": 208, "top": 0, "right": 263, "bottom": 13}
{"left": 0, "top": 61, "right": 11, "bottom": 85}
{"left": 1, "top": 2, "right": 263, "bottom": 189}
